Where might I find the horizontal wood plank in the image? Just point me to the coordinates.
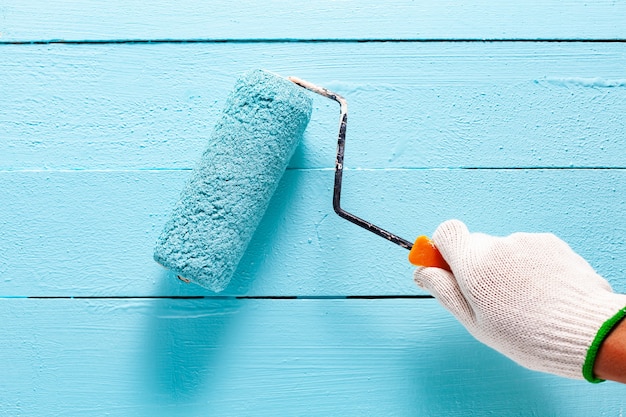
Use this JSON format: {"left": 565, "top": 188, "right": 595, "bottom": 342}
{"left": 0, "top": 298, "right": 624, "bottom": 416}
{"left": 2, "top": 1, "right": 626, "bottom": 42}
{"left": 1, "top": 169, "right": 625, "bottom": 297}
{"left": 2, "top": 43, "right": 626, "bottom": 171}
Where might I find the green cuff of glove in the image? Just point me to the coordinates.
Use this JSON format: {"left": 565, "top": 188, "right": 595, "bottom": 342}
{"left": 583, "top": 307, "right": 626, "bottom": 383}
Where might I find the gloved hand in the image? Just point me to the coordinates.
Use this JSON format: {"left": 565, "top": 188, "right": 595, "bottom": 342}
{"left": 413, "top": 220, "right": 626, "bottom": 382}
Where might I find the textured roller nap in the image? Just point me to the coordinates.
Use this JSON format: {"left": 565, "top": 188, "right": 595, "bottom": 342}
{"left": 154, "top": 70, "right": 312, "bottom": 291}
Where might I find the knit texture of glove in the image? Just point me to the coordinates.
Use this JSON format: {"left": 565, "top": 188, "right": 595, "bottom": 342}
{"left": 413, "top": 220, "right": 626, "bottom": 382}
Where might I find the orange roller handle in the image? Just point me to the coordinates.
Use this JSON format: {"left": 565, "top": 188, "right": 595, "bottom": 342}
{"left": 408, "top": 235, "right": 451, "bottom": 272}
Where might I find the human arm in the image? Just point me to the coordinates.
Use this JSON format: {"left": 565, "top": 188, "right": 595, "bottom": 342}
{"left": 594, "top": 318, "right": 626, "bottom": 383}
{"left": 413, "top": 220, "right": 626, "bottom": 383}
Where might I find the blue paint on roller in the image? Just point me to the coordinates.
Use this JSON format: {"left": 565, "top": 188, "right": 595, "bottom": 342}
{"left": 154, "top": 69, "right": 312, "bottom": 291}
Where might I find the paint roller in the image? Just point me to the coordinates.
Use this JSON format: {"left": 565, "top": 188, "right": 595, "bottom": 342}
{"left": 153, "top": 70, "right": 312, "bottom": 291}
{"left": 154, "top": 69, "right": 447, "bottom": 293}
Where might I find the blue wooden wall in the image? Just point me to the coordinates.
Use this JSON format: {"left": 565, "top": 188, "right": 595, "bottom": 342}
{"left": 2, "top": 1, "right": 626, "bottom": 415}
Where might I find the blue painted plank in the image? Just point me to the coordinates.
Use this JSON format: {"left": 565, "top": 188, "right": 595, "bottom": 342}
{"left": 1, "top": 298, "right": 624, "bottom": 416}
{"left": 2, "top": 1, "right": 626, "bottom": 42}
{"left": 2, "top": 43, "right": 626, "bottom": 170}
{"left": 1, "top": 169, "right": 625, "bottom": 297}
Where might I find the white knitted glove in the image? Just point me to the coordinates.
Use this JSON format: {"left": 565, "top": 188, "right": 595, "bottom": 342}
{"left": 413, "top": 220, "right": 626, "bottom": 382}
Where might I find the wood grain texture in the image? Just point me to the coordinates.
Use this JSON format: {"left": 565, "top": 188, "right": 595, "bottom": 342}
{"left": 2, "top": 169, "right": 625, "bottom": 297}
{"left": 1, "top": 298, "right": 624, "bottom": 417}
{"left": 2, "top": 43, "right": 626, "bottom": 171}
{"left": 2, "top": 0, "right": 626, "bottom": 42}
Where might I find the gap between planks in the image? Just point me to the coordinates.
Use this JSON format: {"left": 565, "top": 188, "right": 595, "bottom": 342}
{"left": 3, "top": 167, "right": 626, "bottom": 174}
{"left": 2, "top": 38, "right": 626, "bottom": 45}
{"left": 4, "top": 295, "right": 436, "bottom": 300}
{"left": 8, "top": 293, "right": 625, "bottom": 299}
